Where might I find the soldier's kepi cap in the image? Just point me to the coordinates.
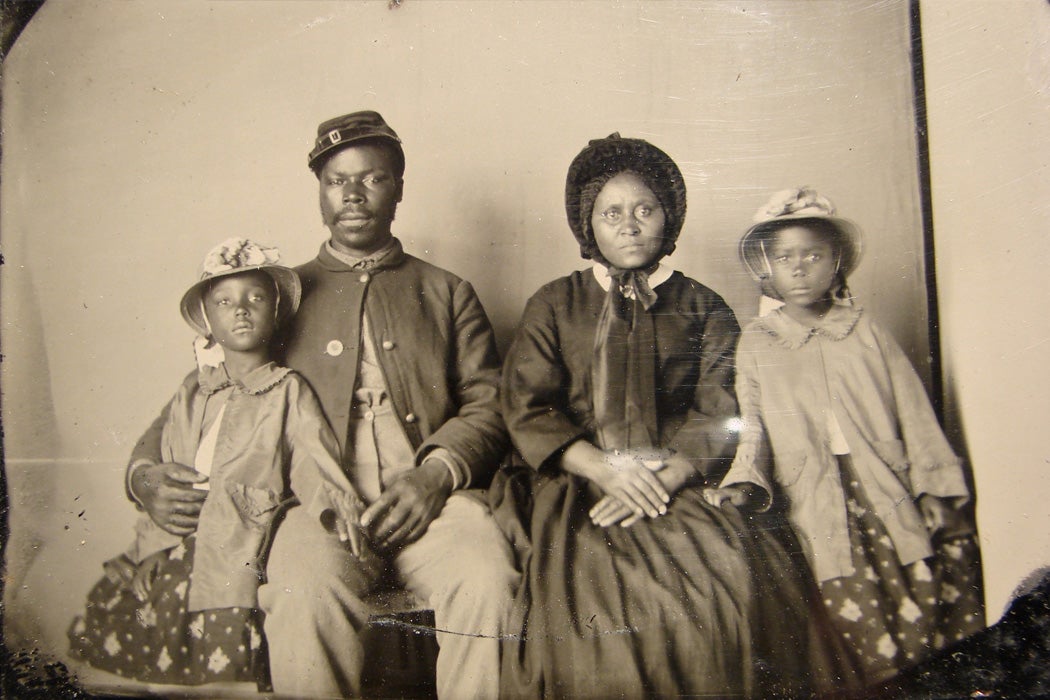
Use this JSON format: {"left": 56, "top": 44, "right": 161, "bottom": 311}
{"left": 307, "top": 110, "right": 404, "bottom": 175}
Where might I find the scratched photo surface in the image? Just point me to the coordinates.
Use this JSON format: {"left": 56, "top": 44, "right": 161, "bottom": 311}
{"left": 2, "top": 1, "right": 1047, "bottom": 697}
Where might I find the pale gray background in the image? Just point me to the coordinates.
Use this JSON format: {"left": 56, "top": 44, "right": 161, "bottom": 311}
{"left": 1, "top": 0, "right": 1047, "bottom": 683}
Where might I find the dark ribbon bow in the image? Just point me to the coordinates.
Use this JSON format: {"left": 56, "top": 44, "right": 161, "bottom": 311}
{"left": 591, "top": 267, "right": 660, "bottom": 451}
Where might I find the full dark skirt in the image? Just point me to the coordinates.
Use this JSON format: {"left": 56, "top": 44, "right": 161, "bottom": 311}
{"left": 490, "top": 467, "right": 857, "bottom": 699}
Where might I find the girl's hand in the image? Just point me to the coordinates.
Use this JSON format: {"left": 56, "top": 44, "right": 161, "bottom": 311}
{"left": 130, "top": 551, "right": 167, "bottom": 602}
{"left": 321, "top": 500, "right": 366, "bottom": 557}
{"left": 703, "top": 484, "right": 759, "bottom": 509}
{"left": 918, "top": 494, "right": 951, "bottom": 533}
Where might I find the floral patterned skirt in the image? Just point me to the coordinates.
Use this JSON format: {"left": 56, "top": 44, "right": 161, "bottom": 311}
{"left": 68, "top": 536, "right": 266, "bottom": 686}
{"left": 819, "top": 457, "right": 984, "bottom": 686}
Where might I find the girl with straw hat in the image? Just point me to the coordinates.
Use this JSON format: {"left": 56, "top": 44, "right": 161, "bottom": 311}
{"left": 69, "top": 238, "right": 375, "bottom": 686}
{"left": 707, "top": 187, "right": 983, "bottom": 685}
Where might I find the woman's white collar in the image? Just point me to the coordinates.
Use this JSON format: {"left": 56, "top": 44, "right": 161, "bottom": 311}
{"left": 592, "top": 262, "right": 674, "bottom": 291}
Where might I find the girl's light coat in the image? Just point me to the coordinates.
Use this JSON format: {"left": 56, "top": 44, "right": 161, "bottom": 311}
{"left": 720, "top": 305, "right": 969, "bottom": 582}
{"left": 128, "top": 362, "right": 363, "bottom": 612}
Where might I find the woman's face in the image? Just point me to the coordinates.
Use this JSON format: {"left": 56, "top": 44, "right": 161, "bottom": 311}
{"left": 590, "top": 172, "right": 666, "bottom": 269}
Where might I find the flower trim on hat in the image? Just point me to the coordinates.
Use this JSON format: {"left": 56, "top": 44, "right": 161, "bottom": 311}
{"left": 202, "top": 238, "right": 282, "bottom": 277}
{"left": 740, "top": 186, "right": 863, "bottom": 292}
{"left": 752, "top": 186, "right": 836, "bottom": 224}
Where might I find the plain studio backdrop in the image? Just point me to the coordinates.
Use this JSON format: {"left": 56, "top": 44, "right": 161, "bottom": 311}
{"left": 2, "top": 0, "right": 1047, "bottom": 675}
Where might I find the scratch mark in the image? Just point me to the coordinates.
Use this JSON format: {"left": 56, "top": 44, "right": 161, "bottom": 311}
{"left": 369, "top": 617, "right": 501, "bottom": 639}
{"left": 977, "top": 170, "right": 1047, "bottom": 199}
{"left": 975, "top": 94, "right": 1032, "bottom": 121}
{"left": 1007, "top": 336, "right": 1050, "bottom": 357}
{"left": 369, "top": 618, "right": 638, "bottom": 641}
{"left": 6, "top": 458, "right": 118, "bottom": 465}
{"left": 301, "top": 15, "right": 335, "bottom": 31}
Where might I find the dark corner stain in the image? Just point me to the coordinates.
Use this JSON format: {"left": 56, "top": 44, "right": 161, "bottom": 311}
{"left": 1, "top": 647, "right": 87, "bottom": 698}
{"left": 878, "top": 567, "right": 1050, "bottom": 697}
{"left": 0, "top": 0, "right": 45, "bottom": 61}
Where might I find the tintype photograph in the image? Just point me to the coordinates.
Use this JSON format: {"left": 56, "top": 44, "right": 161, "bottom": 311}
{"left": 1, "top": 1, "right": 1047, "bottom": 697}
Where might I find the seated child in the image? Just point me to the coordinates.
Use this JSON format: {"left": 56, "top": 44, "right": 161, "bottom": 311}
{"left": 705, "top": 188, "right": 983, "bottom": 686}
{"left": 69, "top": 238, "right": 374, "bottom": 685}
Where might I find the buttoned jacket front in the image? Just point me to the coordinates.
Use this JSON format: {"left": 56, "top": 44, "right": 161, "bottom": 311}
{"left": 280, "top": 239, "right": 507, "bottom": 486}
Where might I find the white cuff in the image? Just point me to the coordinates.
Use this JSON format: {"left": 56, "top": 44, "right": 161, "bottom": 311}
{"left": 127, "top": 459, "right": 155, "bottom": 507}
{"left": 423, "top": 448, "right": 470, "bottom": 490}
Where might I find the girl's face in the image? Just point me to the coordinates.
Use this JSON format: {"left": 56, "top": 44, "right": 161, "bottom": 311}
{"left": 203, "top": 271, "right": 277, "bottom": 354}
{"left": 767, "top": 225, "right": 838, "bottom": 313}
{"left": 591, "top": 172, "right": 666, "bottom": 270}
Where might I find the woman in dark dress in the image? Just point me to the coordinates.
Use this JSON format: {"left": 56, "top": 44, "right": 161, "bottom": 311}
{"left": 491, "top": 134, "right": 856, "bottom": 698}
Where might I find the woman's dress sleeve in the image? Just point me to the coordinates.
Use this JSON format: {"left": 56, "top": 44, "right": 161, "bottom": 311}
{"left": 501, "top": 290, "right": 588, "bottom": 470}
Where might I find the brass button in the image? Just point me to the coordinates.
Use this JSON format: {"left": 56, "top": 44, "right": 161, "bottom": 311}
{"left": 381, "top": 340, "right": 395, "bottom": 350}
{"left": 405, "top": 413, "right": 416, "bottom": 424}
{"left": 325, "top": 340, "right": 344, "bottom": 356}
{"left": 358, "top": 273, "right": 370, "bottom": 284}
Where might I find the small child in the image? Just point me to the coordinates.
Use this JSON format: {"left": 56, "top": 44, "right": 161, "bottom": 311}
{"left": 69, "top": 238, "right": 372, "bottom": 686}
{"left": 705, "top": 188, "right": 983, "bottom": 685}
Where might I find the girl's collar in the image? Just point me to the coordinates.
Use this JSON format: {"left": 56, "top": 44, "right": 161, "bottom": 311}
{"left": 194, "top": 335, "right": 289, "bottom": 394}
{"left": 753, "top": 302, "right": 863, "bottom": 349}
{"left": 198, "top": 361, "right": 291, "bottom": 396}
{"left": 592, "top": 262, "right": 674, "bottom": 291}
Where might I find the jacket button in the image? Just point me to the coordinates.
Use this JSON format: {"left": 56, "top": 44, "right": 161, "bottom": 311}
{"left": 358, "top": 273, "right": 370, "bottom": 284}
{"left": 325, "top": 340, "right": 344, "bottom": 356}
{"left": 405, "top": 413, "right": 416, "bottom": 423}
{"left": 381, "top": 340, "right": 395, "bottom": 350}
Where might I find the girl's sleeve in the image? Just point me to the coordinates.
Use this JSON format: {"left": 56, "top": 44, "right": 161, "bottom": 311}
{"left": 283, "top": 376, "right": 366, "bottom": 525}
{"left": 718, "top": 333, "right": 775, "bottom": 509}
{"left": 664, "top": 295, "right": 742, "bottom": 480}
{"left": 124, "top": 514, "right": 183, "bottom": 564}
{"left": 875, "top": 321, "right": 970, "bottom": 503}
{"left": 125, "top": 369, "right": 197, "bottom": 505}
{"left": 501, "top": 291, "right": 588, "bottom": 471}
